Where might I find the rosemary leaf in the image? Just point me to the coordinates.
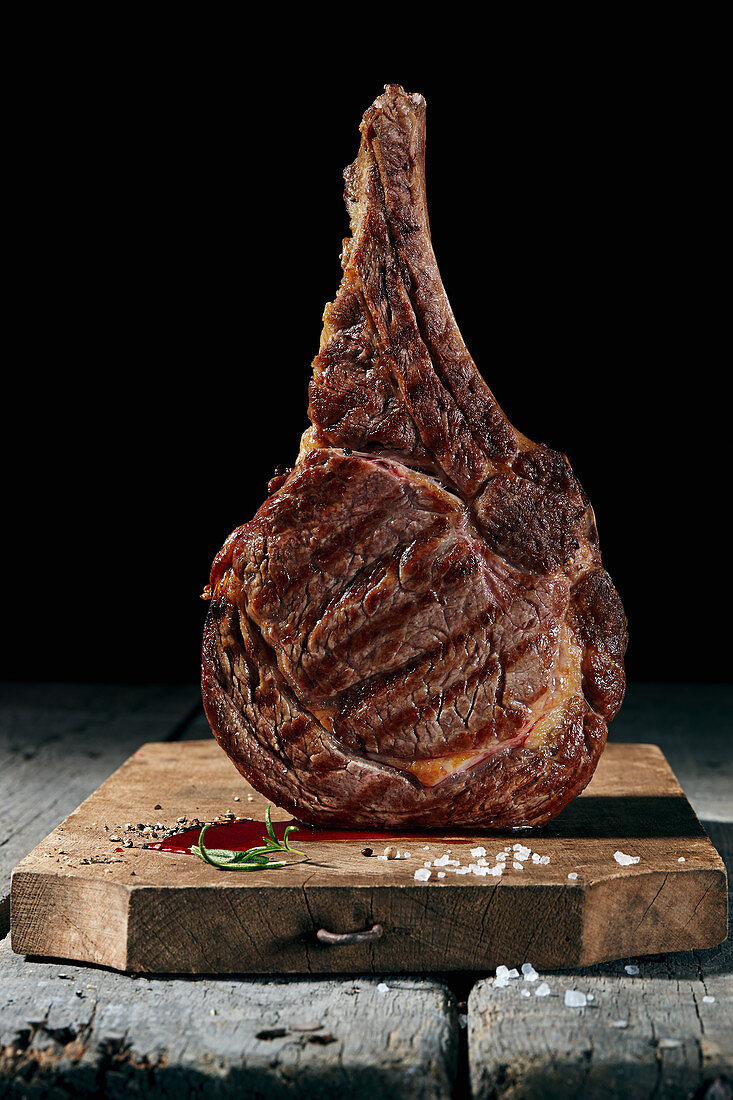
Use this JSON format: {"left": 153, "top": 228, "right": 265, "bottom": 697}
{"left": 192, "top": 809, "right": 305, "bottom": 872}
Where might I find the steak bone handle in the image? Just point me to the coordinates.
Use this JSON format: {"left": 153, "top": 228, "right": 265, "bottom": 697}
{"left": 315, "top": 923, "right": 384, "bottom": 946}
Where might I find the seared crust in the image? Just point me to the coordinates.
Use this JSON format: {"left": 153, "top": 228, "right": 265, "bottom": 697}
{"left": 202, "top": 86, "right": 627, "bottom": 828}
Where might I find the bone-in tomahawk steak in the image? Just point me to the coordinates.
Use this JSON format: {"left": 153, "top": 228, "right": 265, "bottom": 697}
{"left": 201, "top": 85, "right": 627, "bottom": 828}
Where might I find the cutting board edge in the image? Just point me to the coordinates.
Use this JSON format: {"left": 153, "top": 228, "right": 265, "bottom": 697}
{"left": 10, "top": 867, "right": 133, "bottom": 970}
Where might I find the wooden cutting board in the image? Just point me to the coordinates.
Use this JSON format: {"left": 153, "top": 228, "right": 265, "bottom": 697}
{"left": 10, "top": 741, "right": 727, "bottom": 974}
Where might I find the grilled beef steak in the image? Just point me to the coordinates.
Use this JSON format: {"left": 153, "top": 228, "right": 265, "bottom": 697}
{"left": 201, "top": 85, "right": 627, "bottom": 828}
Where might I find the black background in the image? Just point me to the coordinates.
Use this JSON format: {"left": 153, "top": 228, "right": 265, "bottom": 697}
{"left": 3, "top": 26, "right": 727, "bottom": 685}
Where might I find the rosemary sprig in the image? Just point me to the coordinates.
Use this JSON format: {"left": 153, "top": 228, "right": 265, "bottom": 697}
{"left": 192, "top": 806, "right": 306, "bottom": 871}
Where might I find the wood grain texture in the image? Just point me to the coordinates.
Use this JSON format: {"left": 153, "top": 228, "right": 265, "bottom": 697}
{"left": 9, "top": 740, "right": 727, "bottom": 974}
{"left": 468, "top": 963, "right": 732, "bottom": 1099}
{"left": 0, "top": 939, "right": 457, "bottom": 1098}
{"left": 0, "top": 683, "right": 199, "bottom": 937}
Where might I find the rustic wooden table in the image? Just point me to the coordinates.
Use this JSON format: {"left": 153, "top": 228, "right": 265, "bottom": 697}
{"left": 1, "top": 682, "right": 730, "bottom": 1098}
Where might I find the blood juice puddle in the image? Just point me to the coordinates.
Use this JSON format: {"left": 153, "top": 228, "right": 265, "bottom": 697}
{"left": 148, "top": 819, "right": 496, "bottom": 855}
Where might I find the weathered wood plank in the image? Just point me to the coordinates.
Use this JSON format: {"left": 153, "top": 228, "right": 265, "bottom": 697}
{"left": 0, "top": 684, "right": 198, "bottom": 937}
{"left": 178, "top": 704, "right": 211, "bottom": 740}
{"left": 469, "top": 684, "right": 733, "bottom": 1099}
{"left": 0, "top": 939, "right": 457, "bottom": 1098}
{"left": 468, "top": 964, "right": 731, "bottom": 1099}
{"left": 10, "top": 741, "right": 727, "bottom": 974}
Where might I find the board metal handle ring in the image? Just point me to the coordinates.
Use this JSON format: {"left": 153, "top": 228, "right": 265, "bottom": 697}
{"left": 316, "top": 923, "right": 384, "bottom": 945}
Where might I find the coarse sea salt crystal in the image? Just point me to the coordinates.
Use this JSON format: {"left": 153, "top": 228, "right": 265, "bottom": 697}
{"left": 587, "top": 994, "right": 594, "bottom": 1002}
{"left": 535, "top": 983, "right": 551, "bottom": 997}
{"left": 565, "top": 990, "right": 588, "bottom": 1008}
{"left": 568, "top": 872, "right": 578, "bottom": 880}
{"left": 522, "top": 963, "right": 538, "bottom": 982}
{"left": 521, "top": 988, "right": 531, "bottom": 998}
{"left": 614, "top": 850, "right": 640, "bottom": 866}
{"left": 513, "top": 861, "right": 524, "bottom": 870}
{"left": 496, "top": 852, "right": 508, "bottom": 862}
{"left": 678, "top": 856, "right": 686, "bottom": 862}
{"left": 610, "top": 1019, "right": 628, "bottom": 1029}
{"left": 537, "top": 855, "right": 550, "bottom": 865}
{"left": 414, "top": 867, "right": 431, "bottom": 882}
{"left": 489, "top": 864, "right": 503, "bottom": 876}
{"left": 437, "top": 871, "right": 446, "bottom": 878}
{"left": 625, "top": 965, "right": 640, "bottom": 976}
{"left": 471, "top": 846, "right": 487, "bottom": 858}
{"left": 377, "top": 982, "right": 390, "bottom": 993}
{"left": 532, "top": 853, "right": 542, "bottom": 864}
{"left": 702, "top": 995, "right": 715, "bottom": 1003}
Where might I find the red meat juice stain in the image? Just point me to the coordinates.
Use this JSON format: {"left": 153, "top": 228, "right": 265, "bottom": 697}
{"left": 149, "top": 819, "right": 485, "bottom": 855}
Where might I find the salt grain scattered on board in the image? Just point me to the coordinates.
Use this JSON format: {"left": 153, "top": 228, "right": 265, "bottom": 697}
{"left": 678, "top": 856, "right": 686, "bottom": 862}
{"left": 702, "top": 996, "right": 715, "bottom": 1003}
{"left": 414, "top": 868, "right": 431, "bottom": 881}
{"left": 494, "top": 965, "right": 520, "bottom": 988}
{"left": 535, "top": 983, "right": 551, "bottom": 997}
{"left": 522, "top": 963, "right": 538, "bottom": 982}
{"left": 393, "top": 840, "right": 556, "bottom": 882}
{"left": 377, "top": 983, "right": 389, "bottom": 993}
{"left": 614, "top": 850, "right": 640, "bottom": 866}
{"left": 568, "top": 872, "right": 578, "bottom": 880}
{"left": 625, "top": 965, "right": 640, "bottom": 976}
{"left": 565, "top": 990, "right": 587, "bottom": 1008}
